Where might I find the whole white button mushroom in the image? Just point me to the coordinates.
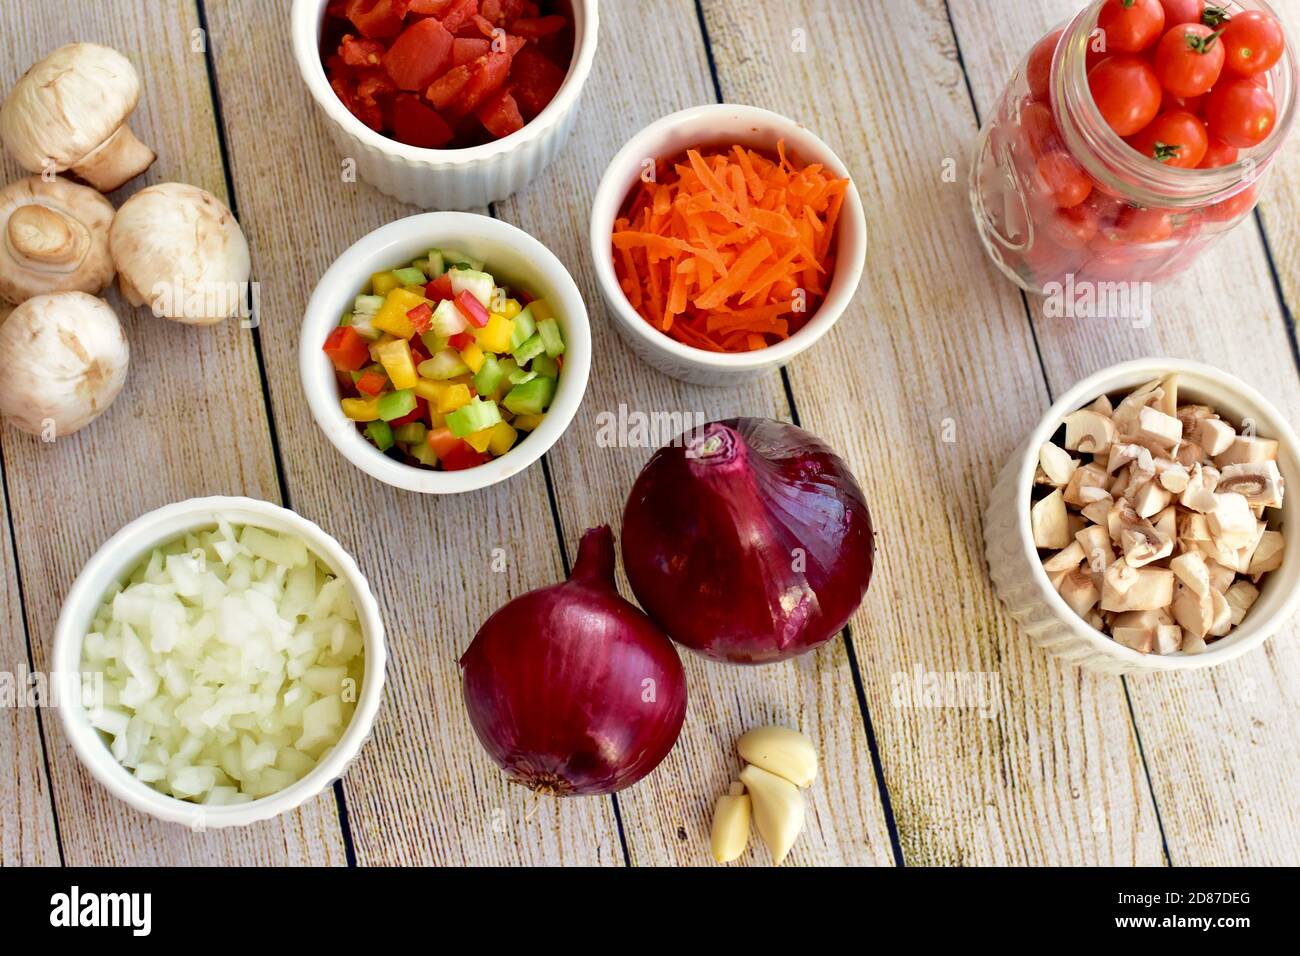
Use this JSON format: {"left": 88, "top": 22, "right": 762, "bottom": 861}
{"left": 0, "top": 44, "right": 156, "bottom": 193}
{"left": 0, "top": 176, "right": 115, "bottom": 304}
{"left": 109, "top": 182, "right": 251, "bottom": 325}
{"left": 0, "top": 291, "right": 129, "bottom": 437}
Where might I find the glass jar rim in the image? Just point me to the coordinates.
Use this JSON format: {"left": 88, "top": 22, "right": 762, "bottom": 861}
{"left": 1051, "top": 0, "right": 1297, "bottom": 207}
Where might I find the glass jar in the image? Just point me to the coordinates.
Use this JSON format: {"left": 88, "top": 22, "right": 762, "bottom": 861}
{"left": 970, "top": 0, "right": 1296, "bottom": 293}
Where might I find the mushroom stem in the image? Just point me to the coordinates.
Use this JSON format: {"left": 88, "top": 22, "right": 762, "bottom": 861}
{"left": 7, "top": 204, "right": 83, "bottom": 266}
{"left": 69, "top": 124, "right": 156, "bottom": 192}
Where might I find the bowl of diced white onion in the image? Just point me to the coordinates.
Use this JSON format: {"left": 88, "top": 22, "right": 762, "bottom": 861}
{"left": 53, "top": 496, "right": 386, "bottom": 828}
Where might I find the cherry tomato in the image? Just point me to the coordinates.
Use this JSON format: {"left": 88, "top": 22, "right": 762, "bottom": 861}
{"left": 1153, "top": 23, "right": 1226, "bottom": 97}
{"left": 1157, "top": 0, "right": 1203, "bottom": 25}
{"left": 1197, "top": 135, "right": 1239, "bottom": 167}
{"left": 1222, "top": 11, "right": 1285, "bottom": 77}
{"left": 1204, "top": 183, "right": 1256, "bottom": 222}
{"left": 1097, "top": 0, "right": 1165, "bottom": 52}
{"left": 1018, "top": 99, "right": 1058, "bottom": 155}
{"left": 1042, "top": 202, "right": 1100, "bottom": 248}
{"left": 1092, "top": 205, "right": 1176, "bottom": 249}
{"left": 1027, "top": 28, "right": 1064, "bottom": 101}
{"left": 1161, "top": 88, "right": 1205, "bottom": 114}
{"left": 1088, "top": 55, "right": 1163, "bottom": 135}
{"left": 1036, "top": 151, "right": 1093, "bottom": 207}
{"left": 1125, "top": 109, "right": 1209, "bottom": 167}
{"left": 1204, "top": 76, "right": 1277, "bottom": 146}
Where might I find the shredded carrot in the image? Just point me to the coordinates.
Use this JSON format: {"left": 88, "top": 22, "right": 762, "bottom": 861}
{"left": 610, "top": 140, "right": 849, "bottom": 351}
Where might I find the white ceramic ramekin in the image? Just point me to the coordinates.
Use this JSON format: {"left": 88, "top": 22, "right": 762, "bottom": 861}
{"left": 589, "top": 103, "right": 867, "bottom": 386}
{"left": 985, "top": 359, "right": 1300, "bottom": 674}
{"left": 301, "top": 211, "right": 590, "bottom": 493}
{"left": 53, "top": 496, "right": 386, "bottom": 828}
{"left": 290, "top": 0, "right": 598, "bottom": 209}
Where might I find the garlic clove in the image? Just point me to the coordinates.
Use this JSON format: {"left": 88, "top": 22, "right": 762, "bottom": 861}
{"left": 739, "top": 763, "right": 805, "bottom": 866}
{"left": 710, "top": 789, "right": 751, "bottom": 863}
{"left": 737, "top": 725, "right": 818, "bottom": 788}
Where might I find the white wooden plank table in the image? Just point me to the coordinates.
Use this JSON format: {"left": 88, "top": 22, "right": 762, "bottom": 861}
{"left": 0, "top": 0, "right": 1295, "bottom": 866}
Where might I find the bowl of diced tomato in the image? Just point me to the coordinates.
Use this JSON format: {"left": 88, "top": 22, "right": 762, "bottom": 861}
{"left": 291, "top": 0, "right": 598, "bottom": 209}
{"left": 301, "top": 211, "right": 590, "bottom": 494}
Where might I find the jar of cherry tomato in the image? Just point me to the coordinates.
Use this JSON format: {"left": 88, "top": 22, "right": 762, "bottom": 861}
{"left": 971, "top": 0, "right": 1296, "bottom": 292}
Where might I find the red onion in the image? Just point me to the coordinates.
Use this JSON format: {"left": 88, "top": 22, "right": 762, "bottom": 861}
{"left": 459, "top": 526, "right": 687, "bottom": 795}
{"left": 622, "top": 418, "right": 874, "bottom": 664}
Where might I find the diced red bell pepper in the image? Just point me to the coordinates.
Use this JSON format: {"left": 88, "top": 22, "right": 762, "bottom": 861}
{"left": 323, "top": 326, "right": 371, "bottom": 371}
{"left": 452, "top": 37, "right": 490, "bottom": 66}
{"left": 392, "top": 93, "right": 454, "bottom": 147}
{"left": 476, "top": 87, "right": 523, "bottom": 138}
{"left": 428, "top": 426, "right": 463, "bottom": 458}
{"left": 346, "top": 0, "right": 409, "bottom": 39}
{"left": 438, "top": 0, "right": 479, "bottom": 32}
{"left": 425, "top": 274, "right": 454, "bottom": 302}
{"left": 406, "top": 301, "right": 434, "bottom": 333}
{"left": 340, "top": 34, "right": 386, "bottom": 67}
{"left": 448, "top": 330, "right": 474, "bottom": 351}
{"left": 441, "top": 441, "right": 490, "bottom": 470}
{"left": 510, "top": 47, "right": 566, "bottom": 119}
{"left": 510, "top": 15, "right": 565, "bottom": 39}
{"left": 355, "top": 369, "right": 389, "bottom": 395}
{"left": 389, "top": 397, "right": 429, "bottom": 426}
{"left": 383, "top": 17, "right": 454, "bottom": 90}
{"left": 409, "top": 333, "right": 431, "bottom": 364}
{"left": 454, "top": 289, "right": 490, "bottom": 328}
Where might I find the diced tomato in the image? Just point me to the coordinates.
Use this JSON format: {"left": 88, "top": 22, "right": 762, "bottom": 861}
{"left": 356, "top": 68, "right": 399, "bottom": 104}
{"left": 383, "top": 17, "right": 454, "bottom": 90}
{"left": 471, "top": 14, "right": 498, "bottom": 38}
{"left": 409, "top": 0, "right": 451, "bottom": 12}
{"left": 406, "top": 301, "right": 434, "bottom": 333}
{"left": 511, "top": 15, "right": 564, "bottom": 39}
{"left": 392, "top": 92, "right": 455, "bottom": 147}
{"left": 389, "top": 397, "right": 429, "bottom": 426}
{"left": 452, "top": 37, "right": 491, "bottom": 66}
{"left": 454, "top": 289, "right": 490, "bottom": 327}
{"left": 510, "top": 47, "right": 566, "bottom": 119}
{"left": 480, "top": 0, "right": 525, "bottom": 25}
{"left": 438, "top": 0, "right": 478, "bottom": 32}
{"left": 340, "top": 34, "right": 386, "bottom": 67}
{"left": 355, "top": 369, "right": 389, "bottom": 395}
{"left": 476, "top": 87, "right": 524, "bottom": 138}
{"left": 426, "top": 63, "right": 471, "bottom": 109}
{"left": 425, "top": 274, "right": 454, "bottom": 302}
{"left": 458, "top": 50, "right": 514, "bottom": 113}
{"left": 448, "top": 330, "right": 474, "bottom": 350}
{"left": 346, "top": 0, "right": 409, "bottom": 39}
{"left": 323, "top": 326, "right": 371, "bottom": 371}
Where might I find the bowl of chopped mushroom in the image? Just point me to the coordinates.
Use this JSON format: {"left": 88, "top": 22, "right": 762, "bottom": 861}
{"left": 985, "top": 358, "right": 1298, "bottom": 674}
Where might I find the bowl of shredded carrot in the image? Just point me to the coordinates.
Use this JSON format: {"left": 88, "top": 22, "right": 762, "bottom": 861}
{"left": 590, "top": 104, "right": 865, "bottom": 385}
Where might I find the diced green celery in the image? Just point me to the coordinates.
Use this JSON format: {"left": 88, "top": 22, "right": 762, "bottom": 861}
{"left": 537, "top": 318, "right": 565, "bottom": 357}
{"left": 513, "top": 332, "right": 545, "bottom": 365}
{"left": 496, "top": 357, "right": 520, "bottom": 382}
{"left": 420, "top": 332, "right": 448, "bottom": 354}
{"left": 393, "top": 266, "right": 426, "bottom": 286}
{"left": 508, "top": 368, "right": 537, "bottom": 386}
{"left": 365, "top": 420, "right": 394, "bottom": 451}
{"left": 429, "top": 298, "right": 468, "bottom": 336}
{"left": 509, "top": 305, "right": 536, "bottom": 349}
{"left": 418, "top": 350, "right": 471, "bottom": 380}
{"left": 412, "top": 258, "right": 429, "bottom": 276}
{"left": 349, "top": 315, "right": 382, "bottom": 340}
{"left": 354, "top": 294, "right": 385, "bottom": 315}
{"left": 339, "top": 313, "right": 352, "bottom": 326}
{"left": 377, "top": 389, "right": 417, "bottom": 421}
{"left": 503, "top": 376, "right": 557, "bottom": 416}
{"left": 473, "top": 354, "right": 506, "bottom": 396}
{"left": 531, "top": 354, "right": 559, "bottom": 379}
{"left": 411, "top": 441, "right": 438, "bottom": 467}
{"left": 449, "top": 267, "right": 494, "bottom": 307}
{"left": 445, "top": 397, "right": 502, "bottom": 438}
{"left": 425, "top": 250, "right": 446, "bottom": 278}
{"left": 394, "top": 422, "right": 427, "bottom": 444}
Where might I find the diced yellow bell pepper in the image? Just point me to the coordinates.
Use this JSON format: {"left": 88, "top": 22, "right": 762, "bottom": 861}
{"left": 487, "top": 421, "right": 518, "bottom": 456}
{"left": 374, "top": 338, "right": 418, "bottom": 390}
{"left": 370, "top": 271, "right": 401, "bottom": 296}
{"left": 413, "top": 378, "right": 443, "bottom": 403}
{"left": 528, "top": 298, "right": 553, "bottom": 323}
{"left": 437, "top": 383, "right": 472, "bottom": 414}
{"left": 459, "top": 342, "right": 485, "bottom": 374}
{"left": 512, "top": 413, "right": 545, "bottom": 432}
{"left": 372, "top": 287, "right": 426, "bottom": 339}
{"left": 342, "top": 397, "right": 381, "bottom": 421}
{"left": 465, "top": 428, "right": 494, "bottom": 453}
{"left": 428, "top": 411, "right": 447, "bottom": 428}
{"left": 502, "top": 298, "right": 523, "bottom": 319}
{"left": 474, "top": 313, "right": 514, "bottom": 353}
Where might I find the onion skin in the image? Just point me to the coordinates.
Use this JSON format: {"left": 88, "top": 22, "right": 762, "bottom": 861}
{"left": 460, "top": 526, "right": 687, "bottom": 796}
{"left": 622, "top": 418, "right": 874, "bottom": 664}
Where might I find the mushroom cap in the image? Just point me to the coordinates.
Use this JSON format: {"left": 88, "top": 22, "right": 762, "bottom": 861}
{"left": 0, "top": 291, "right": 129, "bottom": 436}
{"left": 109, "top": 182, "right": 251, "bottom": 325}
{"left": 0, "top": 176, "right": 115, "bottom": 304}
{"left": 0, "top": 44, "right": 142, "bottom": 175}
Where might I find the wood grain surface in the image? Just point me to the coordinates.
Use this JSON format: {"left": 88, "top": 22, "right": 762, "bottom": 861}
{"left": 0, "top": 0, "right": 1295, "bottom": 867}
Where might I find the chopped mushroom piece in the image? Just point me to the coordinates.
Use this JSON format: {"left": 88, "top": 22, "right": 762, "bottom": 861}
{"left": 1171, "top": 583, "right": 1213, "bottom": 638}
{"left": 1206, "top": 492, "right": 1260, "bottom": 551}
{"left": 1224, "top": 580, "right": 1260, "bottom": 627}
{"left": 1206, "top": 559, "right": 1238, "bottom": 593}
{"left": 1214, "top": 435, "right": 1279, "bottom": 467}
{"left": 0, "top": 44, "right": 155, "bottom": 192}
{"left": 1063, "top": 409, "right": 1116, "bottom": 455}
{"left": 1217, "top": 461, "right": 1285, "bottom": 509}
{"left": 1059, "top": 567, "right": 1100, "bottom": 618}
{"left": 1248, "top": 531, "right": 1283, "bottom": 578}
{"left": 1043, "top": 541, "right": 1086, "bottom": 573}
{"left": 1031, "top": 489, "right": 1071, "bottom": 550}
{"left": 1196, "top": 418, "right": 1236, "bottom": 457}
{"left": 1038, "top": 442, "right": 1079, "bottom": 487}
{"left": 1170, "top": 551, "right": 1211, "bottom": 597}
{"left": 1064, "top": 463, "right": 1111, "bottom": 507}
{"left": 1154, "top": 624, "right": 1183, "bottom": 655}
{"left": 1075, "top": 524, "right": 1114, "bottom": 572}
{"left": 1208, "top": 589, "right": 1233, "bottom": 637}
{"left": 1101, "top": 561, "right": 1173, "bottom": 612}
{"left": 1131, "top": 479, "right": 1172, "bottom": 520}
{"left": 1136, "top": 406, "right": 1182, "bottom": 452}
{"left": 0, "top": 176, "right": 114, "bottom": 304}
{"left": 1157, "top": 460, "right": 1190, "bottom": 494}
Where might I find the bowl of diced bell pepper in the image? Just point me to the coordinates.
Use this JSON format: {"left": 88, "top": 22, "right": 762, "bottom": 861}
{"left": 301, "top": 211, "right": 590, "bottom": 493}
